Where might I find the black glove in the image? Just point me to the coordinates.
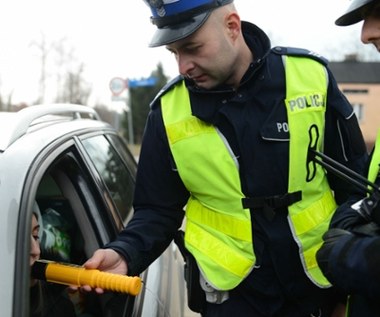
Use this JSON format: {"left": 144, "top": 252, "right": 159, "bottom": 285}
{"left": 317, "top": 228, "right": 380, "bottom": 299}
{"left": 351, "top": 221, "right": 380, "bottom": 237}
{"left": 316, "top": 228, "right": 354, "bottom": 283}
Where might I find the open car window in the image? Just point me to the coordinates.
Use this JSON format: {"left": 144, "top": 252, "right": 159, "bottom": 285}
{"left": 32, "top": 133, "right": 137, "bottom": 317}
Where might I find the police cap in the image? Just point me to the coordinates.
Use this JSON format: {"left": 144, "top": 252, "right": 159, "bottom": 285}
{"left": 335, "top": 0, "right": 376, "bottom": 26}
{"left": 144, "top": 0, "right": 234, "bottom": 47}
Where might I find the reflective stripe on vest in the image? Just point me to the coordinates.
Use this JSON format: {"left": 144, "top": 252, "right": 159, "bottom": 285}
{"left": 368, "top": 129, "right": 380, "bottom": 184}
{"left": 284, "top": 55, "right": 336, "bottom": 287}
{"left": 161, "top": 80, "right": 255, "bottom": 290}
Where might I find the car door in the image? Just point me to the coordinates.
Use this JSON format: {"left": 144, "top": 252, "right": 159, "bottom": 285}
{"left": 15, "top": 126, "right": 189, "bottom": 317}
{"left": 36, "top": 131, "right": 139, "bottom": 317}
{"left": 15, "top": 129, "right": 139, "bottom": 317}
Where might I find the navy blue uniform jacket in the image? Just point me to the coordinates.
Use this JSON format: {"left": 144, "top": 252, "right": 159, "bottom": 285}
{"left": 326, "top": 145, "right": 380, "bottom": 316}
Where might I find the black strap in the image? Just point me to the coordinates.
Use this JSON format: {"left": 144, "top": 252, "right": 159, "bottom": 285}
{"left": 242, "top": 191, "right": 302, "bottom": 221}
{"left": 242, "top": 191, "right": 302, "bottom": 210}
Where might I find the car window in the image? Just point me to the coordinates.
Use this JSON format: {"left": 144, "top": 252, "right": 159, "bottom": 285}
{"left": 107, "top": 134, "right": 138, "bottom": 176}
{"left": 81, "top": 135, "right": 135, "bottom": 223}
{"left": 33, "top": 144, "right": 135, "bottom": 317}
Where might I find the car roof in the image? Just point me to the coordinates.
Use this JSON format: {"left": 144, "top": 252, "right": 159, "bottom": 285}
{"left": 0, "top": 104, "right": 102, "bottom": 151}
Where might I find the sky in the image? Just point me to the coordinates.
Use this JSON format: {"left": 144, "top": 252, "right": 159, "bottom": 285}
{"left": 0, "top": 0, "right": 378, "bottom": 106}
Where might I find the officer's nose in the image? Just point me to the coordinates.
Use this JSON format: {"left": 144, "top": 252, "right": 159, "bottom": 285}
{"left": 177, "top": 54, "right": 195, "bottom": 77}
{"left": 361, "top": 15, "right": 380, "bottom": 45}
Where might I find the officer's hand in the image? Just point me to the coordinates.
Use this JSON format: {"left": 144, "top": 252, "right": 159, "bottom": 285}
{"left": 84, "top": 248, "right": 127, "bottom": 273}
{"left": 316, "top": 228, "right": 353, "bottom": 282}
{"left": 72, "top": 249, "right": 128, "bottom": 294}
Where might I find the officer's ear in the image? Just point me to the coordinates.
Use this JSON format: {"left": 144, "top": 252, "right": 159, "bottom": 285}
{"left": 225, "top": 12, "right": 241, "bottom": 41}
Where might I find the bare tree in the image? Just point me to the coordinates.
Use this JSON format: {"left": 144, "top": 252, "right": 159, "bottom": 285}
{"left": 60, "top": 63, "right": 92, "bottom": 105}
{"left": 52, "top": 37, "right": 70, "bottom": 102}
{"left": 29, "top": 34, "right": 92, "bottom": 106}
{"left": 30, "top": 32, "right": 51, "bottom": 104}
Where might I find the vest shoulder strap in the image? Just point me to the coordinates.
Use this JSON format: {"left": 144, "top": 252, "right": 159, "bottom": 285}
{"left": 272, "top": 46, "right": 328, "bottom": 66}
{"left": 150, "top": 75, "right": 183, "bottom": 109}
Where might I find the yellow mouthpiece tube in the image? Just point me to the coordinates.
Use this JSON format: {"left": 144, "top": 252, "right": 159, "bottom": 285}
{"left": 32, "top": 260, "right": 142, "bottom": 296}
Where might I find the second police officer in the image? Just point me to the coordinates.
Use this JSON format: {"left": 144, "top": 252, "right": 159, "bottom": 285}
{"left": 317, "top": 1, "right": 380, "bottom": 316}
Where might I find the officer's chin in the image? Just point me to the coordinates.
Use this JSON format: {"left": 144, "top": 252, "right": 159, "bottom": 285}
{"left": 194, "top": 78, "right": 218, "bottom": 90}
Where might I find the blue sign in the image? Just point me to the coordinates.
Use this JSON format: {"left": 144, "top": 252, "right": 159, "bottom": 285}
{"left": 128, "top": 77, "right": 157, "bottom": 88}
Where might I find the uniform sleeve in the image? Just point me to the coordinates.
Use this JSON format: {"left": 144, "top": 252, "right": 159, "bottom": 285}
{"left": 330, "top": 149, "right": 374, "bottom": 232}
{"left": 106, "top": 106, "right": 188, "bottom": 275}
{"left": 316, "top": 69, "right": 380, "bottom": 301}
{"left": 318, "top": 229, "right": 380, "bottom": 300}
{"left": 323, "top": 67, "right": 369, "bottom": 205}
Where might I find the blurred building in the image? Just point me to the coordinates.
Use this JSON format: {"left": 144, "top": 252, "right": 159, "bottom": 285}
{"left": 329, "top": 57, "right": 380, "bottom": 151}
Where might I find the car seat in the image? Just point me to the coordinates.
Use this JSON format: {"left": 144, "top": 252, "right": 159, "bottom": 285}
{"left": 39, "top": 207, "right": 72, "bottom": 263}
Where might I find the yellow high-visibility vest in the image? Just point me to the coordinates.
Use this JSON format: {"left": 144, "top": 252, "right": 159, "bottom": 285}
{"left": 368, "top": 129, "right": 380, "bottom": 184}
{"left": 161, "top": 56, "right": 335, "bottom": 290}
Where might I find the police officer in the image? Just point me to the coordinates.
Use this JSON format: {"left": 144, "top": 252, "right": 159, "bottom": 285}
{"left": 317, "top": 1, "right": 380, "bottom": 316}
{"left": 83, "top": 1, "right": 368, "bottom": 316}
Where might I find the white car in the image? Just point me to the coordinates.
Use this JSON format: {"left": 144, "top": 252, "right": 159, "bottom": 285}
{"left": 0, "top": 104, "right": 194, "bottom": 317}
